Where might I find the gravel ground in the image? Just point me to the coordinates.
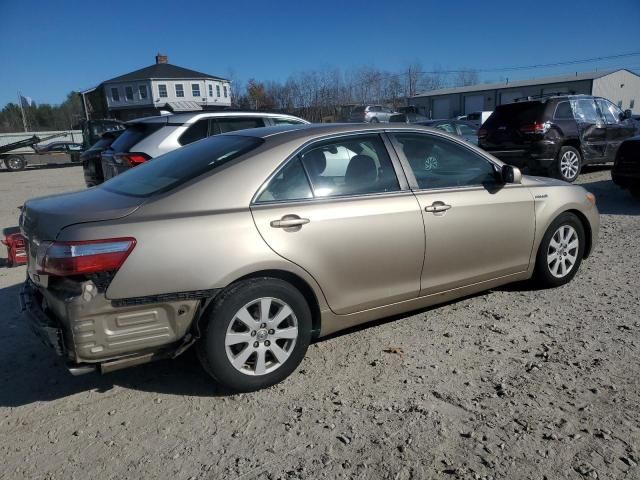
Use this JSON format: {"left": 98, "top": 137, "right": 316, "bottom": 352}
{"left": 0, "top": 165, "right": 638, "bottom": 480}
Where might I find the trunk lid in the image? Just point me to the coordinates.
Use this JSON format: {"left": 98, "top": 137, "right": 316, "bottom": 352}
{"left": 20, "top": 187, "right": 144, "bottom": 242}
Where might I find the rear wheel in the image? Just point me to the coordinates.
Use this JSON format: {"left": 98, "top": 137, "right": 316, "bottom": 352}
{"left": 534, "top": 212, "right": 585, "bottom": 288}
{"left": 197, "top": 278, "right": 311, "bottom": 392}
{"left": 5, "top": 156, "right": 26, "bottom": 171}
{"left": 370, "top": 117, "right": 379, "bottom": 123}
{"left": 554, "top": 146, "right": 582, "bottom": 183}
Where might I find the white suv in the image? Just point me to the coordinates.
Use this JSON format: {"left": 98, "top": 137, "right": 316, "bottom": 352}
{"left": 100, "top": 111, "right": 308, "bottom": 182}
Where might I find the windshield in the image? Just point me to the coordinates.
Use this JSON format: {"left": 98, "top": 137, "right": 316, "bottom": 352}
{"left": 101, "top": 135, "right": 264, "bottom": 197}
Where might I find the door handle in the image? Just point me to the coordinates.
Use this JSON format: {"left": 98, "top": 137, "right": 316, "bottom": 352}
{"left": 270, "top": 215, "right": 310, "bottom": 229}
{"left": 425, "top": 201, "right": 451, "bottom": 213}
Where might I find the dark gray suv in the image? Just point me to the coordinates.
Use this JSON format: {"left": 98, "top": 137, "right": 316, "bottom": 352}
{"left": 478, "top": 95, "right": 637, "bottom": 182}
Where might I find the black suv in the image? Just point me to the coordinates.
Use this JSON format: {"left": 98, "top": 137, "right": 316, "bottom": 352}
{"left": 478, "top": 95, "right": 637, "bottom": 182}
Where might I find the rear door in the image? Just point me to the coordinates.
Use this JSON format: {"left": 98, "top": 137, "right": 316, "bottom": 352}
{"left": 251, "top": 133, "right": 424, "bottom": 315}
{"left": 390, "top": 132, "right": 535, "bottom": 294}
{"left": 570, "top": 98, "right": 607, "bottom": 162}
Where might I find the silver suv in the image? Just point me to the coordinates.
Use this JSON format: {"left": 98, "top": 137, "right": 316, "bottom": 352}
{"left": 100, "top": 111, "right": 308, "bottom": 181}
{"left": 349, "top": 105, "right": 398, "bottom": 123}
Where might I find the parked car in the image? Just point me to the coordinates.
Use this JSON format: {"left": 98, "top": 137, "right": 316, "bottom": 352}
{"left": 20, "top": 123, "right": 599, "bottom": 392}
{"left": 35, "top": 141, "right": 83, "bottom": 154}
{"left": 81, "top": 131, "right": 123, "bottom": 187}
{"left": 388, "top": 106, "right": 429, "bottom": 124}
{"left": 457, "top": 111, "right": 493, "bottom": 127}
{"left": 415, "top": 119, "right": 478, "bottom": 144}
{"left": 349, "top": 105, "right": 398, "bottom": 123}
{"left": 478, "top": 95, "right": 636, "bottom": 182}
{"left": 101, "top": 112, "right": 309, "bottom": 180}
{"left": 612, "top": 135, "right": 640, "bottom": 198}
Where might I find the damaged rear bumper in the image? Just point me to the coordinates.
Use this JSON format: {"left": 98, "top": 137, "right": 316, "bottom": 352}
{"left": 20, "top": 279, "right": 214, "bottom": 374}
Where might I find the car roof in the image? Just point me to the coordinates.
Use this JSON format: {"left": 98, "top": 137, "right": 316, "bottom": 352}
{"left": 128, "top": 111, "right": 309, "bottom": 126}
{"left": 229, "top": 122, "right": 453, "bottom": 144}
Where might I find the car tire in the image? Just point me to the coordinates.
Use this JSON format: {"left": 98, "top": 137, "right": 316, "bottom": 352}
{"left": 370, "top": 117, "right": 379, "bottom": 123}
{"left": 533, "top": 212, "right": 585, "bottom": 288}
{"left": 554, "top": 146, "right": 582, "bottom": 183}
{"left": 197, "top": 277, "right": 312, "bottom": 392}
{"left": 5, "top": 156, "right": 26, "bottom": 171}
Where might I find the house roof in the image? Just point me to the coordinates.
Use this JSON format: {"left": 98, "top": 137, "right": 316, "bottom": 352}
{"left": 411, "top": 69, "right": 630, "bottom": 98}
{"left": 104, "top": 63, "right": 228, "bottom": 83}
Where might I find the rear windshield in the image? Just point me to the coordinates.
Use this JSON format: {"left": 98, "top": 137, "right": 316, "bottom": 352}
{"left": 101, "top": 135, "right": 263, "bottom": 197}
{"left": 109, "top": 122, "right": 164, "bottom": 153}
{"left": 483, "top": 102, "right": 545, "bottom": 128}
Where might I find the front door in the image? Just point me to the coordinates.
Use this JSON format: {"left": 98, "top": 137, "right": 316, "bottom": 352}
{"left": 251, "top": 133, "right": 425, "bottom": 315}
{"left": 596, "top": 98, "right": 637, "bottom": 162}
{"left": 571, "top": 98, "right": 608, "bottom": 162}
{"left": 390, "top": 132, "right": 535, "bottom": 295}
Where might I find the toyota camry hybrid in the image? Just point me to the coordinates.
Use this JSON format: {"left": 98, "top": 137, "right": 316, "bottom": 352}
{"left": 20, "top": 123, "right": 599, "bottom": 392}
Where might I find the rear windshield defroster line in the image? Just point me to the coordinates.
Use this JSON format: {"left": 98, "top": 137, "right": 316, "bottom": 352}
{"left": 101, "top": 135, "right": 264, "bottom": 198}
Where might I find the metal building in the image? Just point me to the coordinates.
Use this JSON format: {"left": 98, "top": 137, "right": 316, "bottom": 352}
{"left": 409, "top": 69, "right": 640, "bottom": 119}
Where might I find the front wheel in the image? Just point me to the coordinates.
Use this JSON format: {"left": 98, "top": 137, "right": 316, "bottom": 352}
{"left": 534, "top": 212, "right": 585, "bottom": 288}
{"left": 554, "top": 146, "right": 582, "bottom": 183}
{"left": 5, "top": 156, "right": 26, "bottom": 171}
{"left": 197, "top": 278, "right": 312, "bottom": 392}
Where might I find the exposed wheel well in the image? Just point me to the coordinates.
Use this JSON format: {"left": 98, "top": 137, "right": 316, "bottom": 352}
{"left": 228, "top": 270, "right": 322, "bottom": 339}
{"left": 566, "top": 209, "right": 593, "bottom": 258}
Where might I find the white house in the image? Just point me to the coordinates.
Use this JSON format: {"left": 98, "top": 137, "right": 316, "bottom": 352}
{"left": 94, "top": 55, "right": 231, "bottom": 120}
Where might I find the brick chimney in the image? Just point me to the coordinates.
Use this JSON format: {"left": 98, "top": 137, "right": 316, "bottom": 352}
{"left": 155, "top": 53, "right": 168, "bottom": 64}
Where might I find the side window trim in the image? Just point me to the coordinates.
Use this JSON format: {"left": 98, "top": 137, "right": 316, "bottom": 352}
{"left": 252, "top": 132, "right": 410, "bottom": 205}
{"left": 388, "top": 130, "right": 501, "bottom": 191}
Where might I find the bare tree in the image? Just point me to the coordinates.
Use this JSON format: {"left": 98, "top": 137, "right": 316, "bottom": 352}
{"left": 453, "top": 68, "right": 480, "bottom": 87}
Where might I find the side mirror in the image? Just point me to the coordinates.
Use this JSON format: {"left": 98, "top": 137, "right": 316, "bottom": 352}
{"left": 623, "top": 109, "right": 632, "bottom": 120}
{"left": 501, "top": 165, "right": 522, "bottom": 184}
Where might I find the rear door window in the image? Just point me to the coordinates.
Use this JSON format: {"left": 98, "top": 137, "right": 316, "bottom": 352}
{"left": 572, "top": 99, "right": 602, "bottom": 124}
{"left": 109, "top": 122, "right": 164, "bottom": 153}
{"left": 179, "top": 119, "right": 210, "bottom": 145}
{"left": 298, "top": 135, "right": 399, "bottom": 197}
{"left": 212, "top": 117, "right": 265, "bottom": 134}
{"left": 270, "top": 117, "right": 306, "bottom": 125}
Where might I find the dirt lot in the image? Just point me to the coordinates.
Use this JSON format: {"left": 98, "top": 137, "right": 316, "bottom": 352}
{"left": 0, "top": 165, "right": 638, "bottom": 480}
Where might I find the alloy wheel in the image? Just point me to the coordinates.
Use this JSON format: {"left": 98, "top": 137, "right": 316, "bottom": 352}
{"left": 546, "top": 225, "right": 579, "bottom": 278}
{"left": 225, "top": 297, "right": 299, "bottom": 376}
{"left": 560, "top": 150, "right": 580, "bottom": 180}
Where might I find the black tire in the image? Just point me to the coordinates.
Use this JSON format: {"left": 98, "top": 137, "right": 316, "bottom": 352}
{"left": 553, "top": 146, "right": 582, "bottom": 183}
{"left": 370, "top": 117, "right": 379, "bottom": 123}
{"left": 197, "top": 277, "right": 311, "bottom": 392}
{"left": 5, "top": 156, "right": 26, "bottom": 171}
{"left": 533, "top": 212, "right": 585, "bottom": 288}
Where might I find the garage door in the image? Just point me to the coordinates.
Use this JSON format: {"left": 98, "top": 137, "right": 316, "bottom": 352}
{"left": 500, "top": 91, "right": 523, "bottom": 104}
{"left": 464, "top": 95, "right": 484, "bottom": 114}
{"left": 432, "top": 98, "right": 450, "bottom": 119}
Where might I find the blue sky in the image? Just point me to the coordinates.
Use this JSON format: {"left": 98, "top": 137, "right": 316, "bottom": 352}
{"left": 1, "top": 0, "right": 639, "bottom": 107}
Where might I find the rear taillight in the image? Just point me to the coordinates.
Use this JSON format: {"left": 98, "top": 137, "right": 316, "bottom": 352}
{"left": 38, "top": 238, "right": 136, "bottom": 276}
{"left": 477, "top": 128, "right": 488, "bottom": 139}
{"left": 519, "top": 121, "right": 548, "bottom": 134}
{"left": 115, "top": 152, "right": 150, "bottom": 167}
